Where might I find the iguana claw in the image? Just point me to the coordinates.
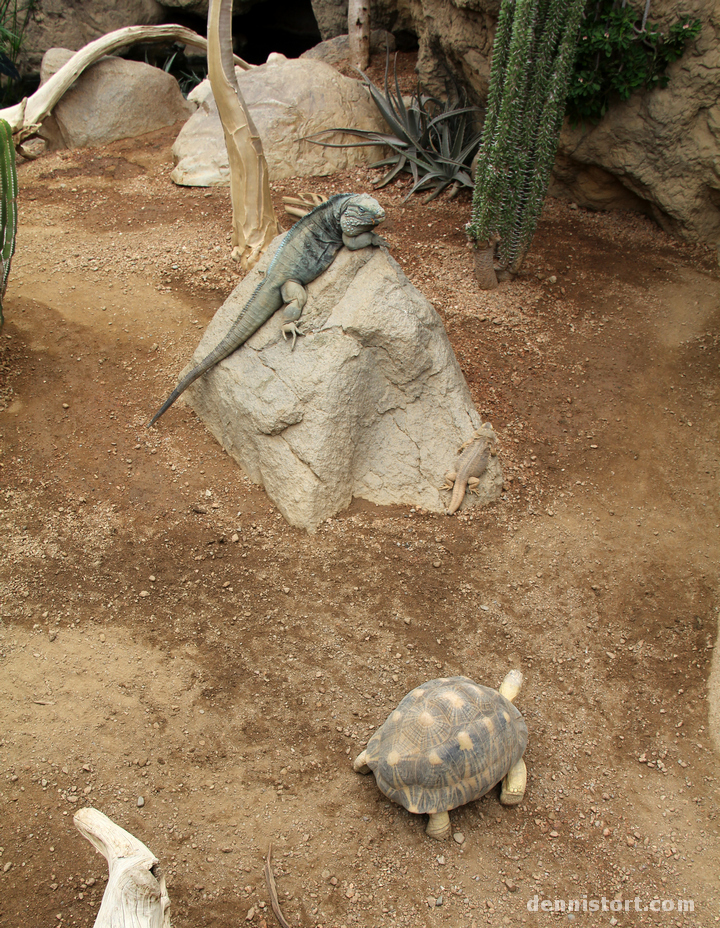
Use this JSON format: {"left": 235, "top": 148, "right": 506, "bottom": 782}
{"left": 281, "top": 322, "right": 304, "bottom": 350}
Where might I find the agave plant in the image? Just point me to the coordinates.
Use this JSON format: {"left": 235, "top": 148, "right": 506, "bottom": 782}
{"left": 307, "top": 57, "right": 483, "bottom": 203}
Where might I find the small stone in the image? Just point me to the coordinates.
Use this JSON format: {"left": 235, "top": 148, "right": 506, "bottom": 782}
{"left": 48, "top": 630, "right": 57, "bottom": 642}
{"left": 246, "top": 907, "right": 255, "bottom": 921}
{"left": 437, "top": 855, "right": 445, "bottom": 865}
{"left": 453, "top": 832, "right": 465, "bottom": 845}
{"left": 231, "top": 533, "right": 239, "bottom": 543}
{"left": 41, "top": 778, "right": 48, "bottom": 787}
{"left": 139, "top": 590, "right": 150, "bottom": 598}
{"left": 436, "top": 896, "right": 443, "bottom": 907}
{"left": 433, "top": 560, "right": 441, "bottom": 568}
{"left": 504, "top": 878, "right": 517, "bottom": 892}
{"left": 547, "top": 275, "right": 557, "bottom": 284}
{"left": 321, "top": 870, "right": 331, "bottom": 881}
{"left": 62, "top": 403, "right": 69, "bottom": 409}
{"left": 99, "top": 633, "right": 106, "bottom": 643}
{"left": 137, "top": 796, "right": 145, "bottom": 808}
{"left": 603, "top": 827, "right": 611, "bottom": 837}
{"left": 3, "top": 862, "right": 11, "bottom": 872}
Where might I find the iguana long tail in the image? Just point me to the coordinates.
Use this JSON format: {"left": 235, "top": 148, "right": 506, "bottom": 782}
{"left": 148, "top": 287, "right": 270, "bottom": 427}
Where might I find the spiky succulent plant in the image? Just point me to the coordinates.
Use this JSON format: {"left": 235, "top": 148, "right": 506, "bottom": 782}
{"left": 307, "top": 58, "right": 483, "bottom": 203}
{"left": 0, "top": 117, "right": 17, "bottom": 327}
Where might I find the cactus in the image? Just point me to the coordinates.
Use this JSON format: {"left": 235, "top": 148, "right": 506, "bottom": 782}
{"left": 0, "top": 117, "right": 17, "bottom": 327}
{"left": 467, "top": 0, "right": 585, "bottom": 286}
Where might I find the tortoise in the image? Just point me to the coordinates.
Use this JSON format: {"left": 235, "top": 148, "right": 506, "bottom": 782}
{"left": 353, "top": 671, "right": 528, "bottom": 838}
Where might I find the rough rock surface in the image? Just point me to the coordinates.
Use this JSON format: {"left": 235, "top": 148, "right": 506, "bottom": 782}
{"left": 310, "top": 0, "right": 415, "bottom": 43}
{"left": 171, "top": 55, "right": 388, "bottom": 186}
{"left": 183, "top": 236, "right": 500, "bottom": 532}
{"left": 39, "top": 48, "right": 195, "bottom": 150}
{"left": 300, "top": 29, "right": 396, "bottom": 69}
{"left": 551, "top": 18, "right": 720, "bottom": 245}
{"left": 21, "top": 0, "right": 164, "bottom": 73}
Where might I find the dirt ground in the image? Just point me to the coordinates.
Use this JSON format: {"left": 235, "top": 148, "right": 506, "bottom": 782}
{"left": 1, "top": 98, "right": 720, "bottom": 927}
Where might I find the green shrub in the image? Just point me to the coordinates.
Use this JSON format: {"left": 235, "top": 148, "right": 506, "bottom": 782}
{"left": 567, "top": 1, "right": 702, "bottom": 124}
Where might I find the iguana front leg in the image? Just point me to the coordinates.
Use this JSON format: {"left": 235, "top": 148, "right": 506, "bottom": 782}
{"left": 280, "top": 279, "right": 307, "bottom": 349}
{"left": 342, "top": 231, "right": 388, "bottom": 250}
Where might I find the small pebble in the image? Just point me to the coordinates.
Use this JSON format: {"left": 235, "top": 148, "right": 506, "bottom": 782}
{"left": 137, "top": 796, "right": 145, "bottom": 808}
{"left": 321, "top": 870, "right": 331, "bottom": 881}
{"left": 436, "top": 896, "right": 443, "bottom": 907}
{"left": 453, "top": 832, "right": 465, "bottom": 844}
{"left": 48, "top": 630, "right": 57, "bottom": 642}
{"left": 246, "top": 907, "right": 255, "bottom": 921}
{"left": 433, "top": 560, "right": 441, "bottom": 568}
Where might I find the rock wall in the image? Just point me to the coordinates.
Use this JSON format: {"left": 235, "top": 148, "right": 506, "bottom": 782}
{"left": 20, "top": 0, "right": 165, "bottom": 72}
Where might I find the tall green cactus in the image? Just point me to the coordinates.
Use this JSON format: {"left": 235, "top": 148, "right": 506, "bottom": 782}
{"left": 467, "top": 0, "right": 585, "bottom": 287}
{"left": 0, "top": 117, "right": 17, "bottom": 327}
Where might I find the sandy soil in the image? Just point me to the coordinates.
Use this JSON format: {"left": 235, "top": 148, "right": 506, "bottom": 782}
{"left": 1, "top": 112, "right": 719, "bottom": 928}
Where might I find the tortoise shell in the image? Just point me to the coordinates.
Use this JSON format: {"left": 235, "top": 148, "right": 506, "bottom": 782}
{"left": 362, "top": 676, "right": 527, "bottom": 815}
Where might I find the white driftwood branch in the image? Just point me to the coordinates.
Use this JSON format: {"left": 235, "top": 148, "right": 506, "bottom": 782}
{"left": 0, "top": 24, "right": 252, "bottom": 135}
{"left": 74, "top": 807, "right": 171, "bottom": 928}
{"left": 207, "top": 0, "right": 280, "bottom": 270}
{"left": 348, "top": 0, "right": 371, "bottom": 70}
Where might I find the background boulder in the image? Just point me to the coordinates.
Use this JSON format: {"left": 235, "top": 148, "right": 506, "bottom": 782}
{"left": 38, "top": 48, "right": 195, "bottom": 149}
{"left": 182, "top": 235, "right": 501, "bottom": 532}
{"left": 171, "top": 54, "right": 387, "bottom": 186}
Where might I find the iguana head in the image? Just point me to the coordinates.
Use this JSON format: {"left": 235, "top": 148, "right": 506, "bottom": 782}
{"left": 339, "top": 193, "right": 386, "bottom": 236}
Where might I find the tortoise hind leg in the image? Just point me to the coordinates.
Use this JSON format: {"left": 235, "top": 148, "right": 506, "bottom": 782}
{"left": 425, "top": 810, "right": 450, "bottom": 839}
{"left": 500, "top": 758, "right": 527, "bottom": 805}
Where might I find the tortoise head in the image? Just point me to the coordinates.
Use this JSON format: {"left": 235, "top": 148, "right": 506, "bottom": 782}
{"left": 339, "top": 193, "right": 385, "bottom": 236}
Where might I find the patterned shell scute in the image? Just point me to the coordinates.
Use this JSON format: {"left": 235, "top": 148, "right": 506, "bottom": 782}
{"left": 363, "top": 676, "right": 527, "bottom": 815}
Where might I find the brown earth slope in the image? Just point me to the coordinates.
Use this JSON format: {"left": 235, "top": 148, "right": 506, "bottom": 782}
{"left": 1, "top": 121, "right": 719, "bottom": 928}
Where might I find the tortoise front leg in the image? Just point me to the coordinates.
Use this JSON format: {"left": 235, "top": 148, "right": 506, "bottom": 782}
{"left": 425, "top": 810, "right": 450, "bottom": 839}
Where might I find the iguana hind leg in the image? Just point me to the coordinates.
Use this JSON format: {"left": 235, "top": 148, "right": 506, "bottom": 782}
{"left": 280, "top": 279, "right": 307, "bottom": 349}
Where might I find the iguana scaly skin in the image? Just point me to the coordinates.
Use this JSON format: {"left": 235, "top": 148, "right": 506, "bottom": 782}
{"left": 148, "top": 192, "right": 387, "bottom": 427}
{"left": 443, "top": 423, "right": 498, "bottom": 515}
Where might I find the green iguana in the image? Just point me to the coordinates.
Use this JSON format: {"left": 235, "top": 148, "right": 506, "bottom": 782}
{"left": 148, "top": 192, "right": 387, "bottom": 427}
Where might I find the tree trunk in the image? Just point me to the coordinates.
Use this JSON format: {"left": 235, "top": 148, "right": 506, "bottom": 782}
{"left": 207, "top": 0, "right": 280, "bottom": 271}
{"left": 74, "top": 807, "right": 171, "bottom": 928}
{"left": 473, "top": 240, "right": 499, "bottom": 290}
{"left": 348, "top": 0, "right": 370, "bottom": 71}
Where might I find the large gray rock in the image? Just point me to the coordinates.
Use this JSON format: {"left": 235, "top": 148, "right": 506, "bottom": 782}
{"left": 183, "top": 237, "right": 500, "bottom": 532}
{"left": 171, "top": 54, "right": 388, "bottom": 186}
{"left": 21, "top": 0, "right": 164, "bottom": 73}
{"left": 39, "top": 49, "right": 195, "bottom": 150}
